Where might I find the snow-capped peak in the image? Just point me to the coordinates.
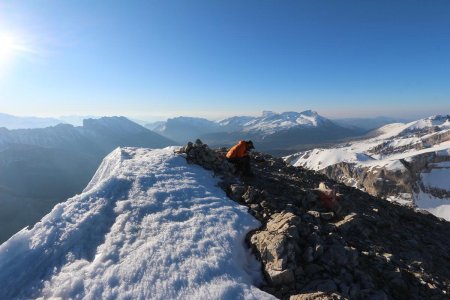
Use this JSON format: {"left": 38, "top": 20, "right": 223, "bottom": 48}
{"left": 402, "top": 115, "right": 450, "bottom": 133}
{"left": 242, "top": 110, "right": 327, "bottom": 134}
{"left": 261, "top": 110, "right": 277, "bottom": 117}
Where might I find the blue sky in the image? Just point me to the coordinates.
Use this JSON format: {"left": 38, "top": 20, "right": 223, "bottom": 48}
{"left": 0, "top": 0, "right": 449, "bottom": 121}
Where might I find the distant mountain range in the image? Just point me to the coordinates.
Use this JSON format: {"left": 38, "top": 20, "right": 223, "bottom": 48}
{"left": 285, "top": 115, "right": 450, "bottom": 220}
{"left": 146, "top": 110, "right": 370, "bottom": 155}
{"left": 332, "top": 116, "right": 411, "bottom": 131}
{"left": 0, "top": 113, "right": 62, "bottom": 129}
{"left": 0, "top": 113, "right": 103, "bottom": 129}
{"left": 0, "top": 117, "right": 175, "bottom": 243}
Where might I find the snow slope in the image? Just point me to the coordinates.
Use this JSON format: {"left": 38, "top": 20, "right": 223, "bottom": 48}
{"left": 285, "top": 115, "right": 450, "bottom": 220}
{"left": 287, "top": 116, "right": 450, "bottom": 171}
{"left": 0, "top": 147, "right": 273, "bottom": 299}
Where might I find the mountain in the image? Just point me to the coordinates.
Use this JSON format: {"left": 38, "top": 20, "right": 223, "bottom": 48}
{"left": 284, "top": 115, "right": 450, "bottom": 220}
{"left": 58, "top": 115, "right": 100, "bottom": 126}
{"left": 0, "top": 112, "right": 62, "bottom": 129}
{"left": 149, "top": 116, "right": 220, "bottom": 143}
{"left": 244, "top": 110, "right": 329, "bottom": 134}
{"left": 144, "top": 120, "right": 166, "bottom": 131}
{"left": 2, "top": 143, "right": 448, "bottom": 298}
{"left": 332, "top": 116, "right": 411, "bottom": 131}
{"left": 0, "top": 117, "right": 175, "bottom": 244}
{"left": 0, "top": 147, "right": 271, "bottom": 299}
{"left": 148, "top": 111, "right": 364, "bottom": 155}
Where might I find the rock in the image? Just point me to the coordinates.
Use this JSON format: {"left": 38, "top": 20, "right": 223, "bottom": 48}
{"left": 314, "top": 244, "right": 324, "bottom": 259}
{"left": 290, "top": 292, "right": 340, "bottom": 300}
{"left": 294, "top": 266, "right": 304, "bottom": 277}
{"left": 229, "top": 184, "right": 246, "bottom": 201}
{"left": 180, "top": 142, "right": 450, "bottom": 300}
{"left": 389, "top": 277, "right": 409, "bottom": 299}
{"left": 349, "top": 284, "right": 361, "bottom": 299}
{"left": 320, "top": 212, "right": 335, "bottom": 220}
{"left": 303, "top": 246, "right": 314, "bottom": 263}
{"left": 266, "top": 268, "right": 295, "bottom": 286}
{"left": 250, "top": 204, "right": 261, "bottom": 211}
{"left": 304, "top": 263, "right": 323, "bottom": 275}
{"left": 242, "top": 186, "right": 261, "bottom": 204}
{"left": 316, "top": 279, "right": 338, "bottom": 293}
{"left": 307, "top": 210, "right": 320, "bottom": 218}
{"left": 183, "top": 141, "right": 193, "bottom": 153}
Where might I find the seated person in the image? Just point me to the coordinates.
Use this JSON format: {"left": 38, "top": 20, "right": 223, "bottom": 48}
{"left": 226, "top": 140, "right": 254, "bottom": 176}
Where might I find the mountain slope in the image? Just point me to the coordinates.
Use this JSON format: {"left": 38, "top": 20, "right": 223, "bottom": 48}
{"left": 332, "top": 116, "right": 410, "bottom": 131}
{"left": 149, "top": 116, "right": 220, "bottom": 143}
{"left": 0, "top": 147, "right": 272, "bottom": 299}
{"left": 150, "top": 111, "right": 363, "bottom": 154}
{"left": 284, "top": 115, "right": 450, "bottom": 220}
{"left": 0, "top": 117, "right": 175, "bottom": 244}
{"left": 1, "top": 143, "right": 449, "bottom": 299}
{"left": 0, "top": 113, "right": 62, "bottom": 129}
{"left": 180, "top": 141, "right": 450, "bottom": 299}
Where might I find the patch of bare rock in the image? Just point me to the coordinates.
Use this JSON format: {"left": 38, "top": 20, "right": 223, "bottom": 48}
{"left": 178, "top": 140, "right": 450, "bottom": 300}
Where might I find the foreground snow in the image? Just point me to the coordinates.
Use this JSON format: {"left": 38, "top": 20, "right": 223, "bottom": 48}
{"left": 0, "top": 147, "right": 273, "bottom": 299}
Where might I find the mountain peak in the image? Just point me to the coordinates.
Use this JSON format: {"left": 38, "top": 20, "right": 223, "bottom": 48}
{"left": 261, "top": 110, "right": 276, "bottom": 117}
{"left": 299, "top": 109, "right": 318, "bottom": 117}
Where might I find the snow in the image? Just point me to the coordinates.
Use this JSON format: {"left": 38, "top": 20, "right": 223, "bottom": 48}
{"left": 243, "top": 111, "right": 324, "bottom": 134}
{"left": 288, "top": 148, "right": 374, "bottom": 171}
{"left": 284, "top": 114, "right": 450, "bottom": 221}
{"left": 415, "top": 191, "right": 450, "bottom": 221}
{"left": 421, "top": 168, "right": 450, "bottom": 191}
{"left": 430, "top": 161, "right": 450, "bottom": 168}
{"left": 285, "top": 119, "right": 450, "bottom": 173}
{"left": 0, "top": 147, "right": 273, "bottom": 299}
{"left": 217, "top": 110, "right": 326, "bottom": 135}
{"left": 386, "top": 194, "right": 413, "bottom": 206}
{"left": 403, "top": 115, "right": 450, "bottom": 132}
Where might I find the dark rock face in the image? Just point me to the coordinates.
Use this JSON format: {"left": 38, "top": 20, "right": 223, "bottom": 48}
{"left": 179, "top": 141, "right": 450, "bottom": 300}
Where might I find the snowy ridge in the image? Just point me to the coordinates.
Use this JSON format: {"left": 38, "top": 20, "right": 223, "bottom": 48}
{"left": 152, "top": 110, "right": 331, "bottom": 139}
{"left": 219, "top": 110, "right": 328, "bottom": 135}
{"left": 0, "top": 147, "right": 272, "bottom": 299}
{"left": 287, "top": 115, "right": 450, "bottom": 171}
{"left": 284, "top": 115, "right": 450, "bottom": 220}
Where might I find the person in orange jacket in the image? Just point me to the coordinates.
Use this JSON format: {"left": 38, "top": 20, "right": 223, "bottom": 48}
{"left": 226, "top": 140, "right": 254, "bottom": 176}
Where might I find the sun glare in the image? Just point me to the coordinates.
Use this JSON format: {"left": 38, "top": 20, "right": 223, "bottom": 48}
{"left": 0, "top": 32, "right": 29, "bottom": 66}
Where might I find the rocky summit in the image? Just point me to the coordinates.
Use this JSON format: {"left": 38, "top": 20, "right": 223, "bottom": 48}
{"left": 179, "top": 140, "right": 450, "bottom": 300}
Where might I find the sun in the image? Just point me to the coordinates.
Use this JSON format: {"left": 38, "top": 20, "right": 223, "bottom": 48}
{"left": 0, "top": 32, "right": 29, "bottom": 66}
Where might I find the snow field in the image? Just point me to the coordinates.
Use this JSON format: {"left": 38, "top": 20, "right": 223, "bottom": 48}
{"left": 0, "top": 147, "right": 273, "bottom": 300}
{"left": 284, "top": 115, "right": 450, "bottom": 221}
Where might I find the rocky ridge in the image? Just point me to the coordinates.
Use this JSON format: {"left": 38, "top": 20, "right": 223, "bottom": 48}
{"left": 179, "top": 140, "right": 450, "bottom": 300}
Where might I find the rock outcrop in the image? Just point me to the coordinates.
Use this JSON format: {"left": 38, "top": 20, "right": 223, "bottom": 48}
{"left": 178, "top": 141, "right": 450, "bottom": 300}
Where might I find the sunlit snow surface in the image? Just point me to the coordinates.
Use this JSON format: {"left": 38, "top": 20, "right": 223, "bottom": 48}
{"left": 284, "top": 116, "right": 450, "bottom": 221}
{"left": 0, "top": 147, "right": 273, "bottom": 300}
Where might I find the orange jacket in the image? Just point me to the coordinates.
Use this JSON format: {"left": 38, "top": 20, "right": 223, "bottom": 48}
{"left": 226, "top": 141, "right": 249, "bottom": 159}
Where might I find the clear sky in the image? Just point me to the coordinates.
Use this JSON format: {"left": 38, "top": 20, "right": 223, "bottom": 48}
{"left": 0, "top": 0, "right": 449, "bottom": 121}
